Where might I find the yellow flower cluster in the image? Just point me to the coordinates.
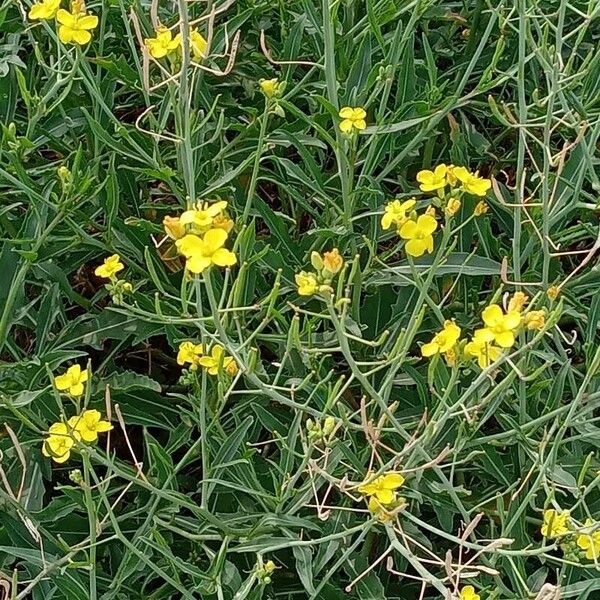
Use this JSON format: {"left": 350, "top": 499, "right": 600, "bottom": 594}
{"left": 43, "top": 409, "right": 112, "bottom": 463}
{"left": 163, "top": 201, "right": 236, "bottom": 274}
{"left": 295, "top": 249, "right": 344, "bottom": 297}
{"left": 358, "top": 471, "right": 405, "bottom": 520}
{"left": 28, "top": 0, "right": 98, "bottom": 46}
{"left": 422, "top": 292, "right": 546, "bottom": 369}
{"left": 417, "top": 164, "right": 491, "bottom": 197}
{"left": 540, "top": 508, "right": 600, "bottom": 561}
{"left": 145, "top": 26, "right": 207, "bottom": 60}
{"left": 177, "top": 341, "right": 238, "bottom": 376}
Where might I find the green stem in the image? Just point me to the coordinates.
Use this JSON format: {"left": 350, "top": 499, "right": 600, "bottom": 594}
{"left": 82, "top": 452, "right": 97, "bottom": 600}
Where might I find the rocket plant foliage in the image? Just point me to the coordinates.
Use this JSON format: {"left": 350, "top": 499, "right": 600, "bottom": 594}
{"left": 0, "top": 0, "right": 599, "bottom": 599}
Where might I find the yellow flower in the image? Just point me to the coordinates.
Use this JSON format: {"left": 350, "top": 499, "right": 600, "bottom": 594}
{"left": 421, "top": 320, "right": 461, "bottom": 357}
{"left": 367, "top": 495, "right": 404, "bottom": 522}
{"left": 189, "top": 28, "right": 207, "bottom": 59}
{"left": 95, "top": 254, "right": 124, "bottom": 279}
{"left": 458, "top": 585, "right": 480, "bottom": 600}
{"left": 524, "top": 310, "right": 545, "bottom": 331}
{"left": 338, "top": 107, "right": 367, "bottom": 133}
{"left": 28, "top": 0, "right": 60, "bottom": 20}
{"left": 577, "top": 519, "right": 600, "bottom": 560}
{"left": 42, "top": 422, "right": 78, "bottom": 464}
{"left": 445, "top": 197, "right": 461, "bottom": 216}
{"left": 212, "top": 214, "right": 234, "bottom": 234}
{"left": 507, "top": 291, "right": 528, "bottom": 313}
{"left": 416, "top": 164, "right": 448, "bottom": 192}
{"left": 322, "top": 249, "right": 344, "bottom": 275}
{"left": 163, "top": 216, "right": 186, "bottom": 240}
{"left": 464, "top": 331, "right": 502, "bottom": 369}
{"left": 399, "top": 214, "right": 438, "bottom": 257}
{"left": 54, "top": 364, "right": 88, "bottom": 397}
{"left": 67, "top": 409, "right": 113, "bottom": 443}
{"left": 180, "top": 200, "right": 229, "bottom": 233}
{"left": 476, "top": 304, "right": 521, "bottom": 348}
{"left": 177, "top": 341, "right": 204, "bottom": 369}
{"left": 381, "top": 199, "right": 416, "bottom": 230}
{"left": 474, "top": 201, "right": 489, "bottom": 216}
{"left": 260, "top": 78, "right": 281, "bottom": 98}
{"left": 547, "top": 285, "right": 560, "bottom": 301}
{"left": 56, "top": 5, "right": 98, "bottom": 45}
{"left": 452, "top": 166, "right": 491, "bottom": 197}
{"left": 541, "top": 509, "right": 570, "bottom": 538}
{"left": 199, "top": 345, "right": 238, "bottom": 376}
{"left": 175, "top": 229, "right": 237, "bottom": 274}
{"left": 145, "top": 26, "right": 180, "bottom": 59}
{"left": 295, "top": 271, "right": 320, "bottom": 296}
{"left": 358, "top": 472, "right": 405, "bottom": 505}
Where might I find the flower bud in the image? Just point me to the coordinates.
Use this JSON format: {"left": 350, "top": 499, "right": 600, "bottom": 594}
{"left": 322, "top": 249, "right": 343, "bottom": 275}
{"left": 310, "top": 251, "right": 324, "bottom": 271}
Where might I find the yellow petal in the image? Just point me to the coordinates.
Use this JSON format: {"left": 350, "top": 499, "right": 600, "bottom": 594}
{"left": 381, "top": 473, "right": 405, "bottom": 489}
{"left": 339, "top": 107, "right": 354, "bottom": 119}
{"left": 186, "top": 255, "right": 212, "bottom": 273}
{"left": 421, "top": 341, "right": 439, "bottom": 357}
{"left": 405, "top": 238, "right": 426, "bottom": 257}
{"left": 202, "top": 228, "right": 228, "bottom": 253}
{"left": 339, "top": 119, "right": 353, "bottom": 133}
{"left": 56, "top": 8, "right": 75, "bottom": 26}
{"left": 481, "top": 304, "right": 503, "bottom": 327}
{"left": 211, "top": 248, "right": 237, "bottom": 267}
{"left": 78, "top": 14, "right": 98, "bottom": 30}
{"left": 417, "top": 214, "right": 437, "bottom": 235}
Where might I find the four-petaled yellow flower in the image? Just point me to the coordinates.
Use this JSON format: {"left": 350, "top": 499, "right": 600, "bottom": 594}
{"left": 322, "top": 249, "right": 343, "bottom": 275}
{"left": 260, "top": 78, "right": 281, "bottom": 98}
{"left": 145, "top": 26, "right": 180, "bottom": 59}
{"left": 541, "top": 509, "right": 570, "bottom": 538}
{"left": 416, "top": 165, "right": 448, "bottom": 192}
{"left": 199, "top": 345, "right": 238, "bottom": 376}
{"left": 464, "top": 330, "right": 502, "bottom": 369}
{"left": 452, "top": 166, "right": 491, "bottom": 197}
{"left": 54, "top": 364, "right": 88, "bottom": 397}
{"left": 476, "top": 304, "right": 521, "bottom": 348}
{"left": 577, "top": 519, "right": 600, "bottom": 560}
{"left": 338, "top": 107, "right": 366, "bottom": 133}
{"left": 421, "top": 320, "right": 461, "bottom": 357}
{"left": 458, "top": 585, "right": 480, "bottom": 600}
{"left": 399, "top": 214, "right": 438, "bottom": 257}
{"left": 358, "top": 472, "right": 405, "bottom": 505}
{"left": 175, "top": 229, "right": 237, "bottom": 274}
{"left": 180, "top": 201, "right": 229, "bottom": 233}
{"left": 177, "top": 341, "right": 204, "bottom": 369}
{"left": 524, "top": 310, "right": 545, "bottom": 331}
{"left": 28, "top": 0, "right": 60, "bottom": 20}
{"left": 95, "top": 254, "right": 124, "bottom": 279}
{"left": 381, "top": 199, "right": 416, "bottom": 230}
{"left": 56, "top": 6, "right": 98, "bottom": 45}
{"left": 68, "top": 409, "right": 113, "bottom": 443}
{"left": 43, "top": 422, "right": 78, "bottom": 463}
{"left": 295, "top": 271, "right": 320, "bottom": 296}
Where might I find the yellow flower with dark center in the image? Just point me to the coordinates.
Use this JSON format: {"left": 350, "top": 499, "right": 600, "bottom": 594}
{"left": 163, "top": 216, "right": 186, "bottom": 240}
{"left": 42, "top": 422, "right": 78, "bottom": 464}
{"left": 295, "top": 271, "right": 320, "bottom": 296}
{"left": 525, "top": 310, "right": 545, "bottom": 331}
{"left": 458, "top": 586, "right": 480, "bottom": 600}
{"left": 67, "top": 409, "right": 113, "bottom": 443}
{"left": 541, "top": 509, "right": 570, "bottom": 538}
{"left": 358, "top": 472, "right": 405, "bottom": 505}
{"left": 322, "top": 249, "right": 343, "bottom": 275}
{"left": 54, "top": 364, "right": 88, "bottom": 396}
{"left": 416, "top": 165, "right": 448, "bottom": 192}
{"left": 180, "top": 201, "right": 228, "bottom": 233}
{"left": 507, "top": 291, "right": 528, "bottom": 313}
{"left": 421, "top": 320, "right": 461, "bottom": 357}
{"left": 95, "top": 254, "right": 124, "bottom": 279}
{"left": 464, "top": 331, "right": 502, "bottom": 369}
{"left": 56, "top": 4, "right": 98, "bottom": 45}
{"left": 28, "top": 0, "right": 60, "bottom": 20}
{"left": 577, "top": 519, "right": 600, "bottom": 560}
{"left": 145, "top": 26, "right": 180, "bottom": 59}
{"left": 452, "top": 166, "right": 491, "bottom": 197}
{"left": 476, "top": 304, "right": 521, "bottom": 348}
{"left": 381, "top": 199, "right": 416, "bottom": 230}
{"left": 338, "top": 107, "right": 366, "bottom": 133}
{"left": 199, "top": 345, "right": 238, "bottom": 376}
{"left": 175, "top": 229, "right": 237, "bottom": 274}
{"left": 177, "top": 341, "right": 204, "bottom": 369}
{"left": 399, "top": 214, "right": 438, "bottom": 257}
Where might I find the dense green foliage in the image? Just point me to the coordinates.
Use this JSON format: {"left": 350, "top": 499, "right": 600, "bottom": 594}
{"left": 1, "top": 0, "right": 600, "bottom": 598}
